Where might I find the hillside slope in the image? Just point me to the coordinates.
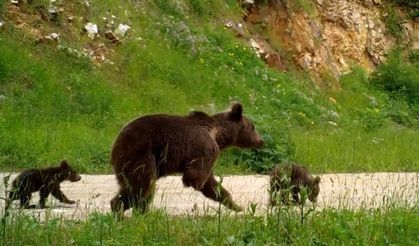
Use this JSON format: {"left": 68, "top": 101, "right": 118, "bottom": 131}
{"left": 0, "top": 0, "right": 418, "bottom": 173}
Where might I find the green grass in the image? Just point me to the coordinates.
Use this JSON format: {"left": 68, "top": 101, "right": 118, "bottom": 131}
{"left": 1, "top": 206, "right": 418, "bottom": 245}
{"left": 0, "top": 0, "right": 418, "bottom": 174}
{"left": 292, "top": 127, "right": 419, "bottom": 173}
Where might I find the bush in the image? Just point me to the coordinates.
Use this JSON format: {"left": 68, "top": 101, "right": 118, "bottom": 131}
{"left": 370, "top": 50, "right": 419, "bottom": 105}
{"left": 233, "top": 129, "right": 295, "bottom": 174}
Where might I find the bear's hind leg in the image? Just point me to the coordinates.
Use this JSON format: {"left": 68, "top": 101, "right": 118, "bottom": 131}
{"left": 111, "top": 188, "right": 132, "bottom": 216}
{"left": 131, "top": 189, "right": 154, "bottom": 214}
{"left": 111, "top": 154, "right": 157, "bottom": 216}
{"left": 4, "top": 191, "right": 17, "bottom": 210}
{"left": 131, "top": 167, "right": 157, "bottom": 214}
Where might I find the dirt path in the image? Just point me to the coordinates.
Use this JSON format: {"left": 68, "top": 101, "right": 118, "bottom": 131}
{"left": 1, "top": 172, "right": 418, "bottom": 219}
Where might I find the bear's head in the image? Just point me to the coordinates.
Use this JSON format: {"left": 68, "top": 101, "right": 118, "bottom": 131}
{"left": 308, "top": 176, "right": 321, "bottom": 202}
{"left": 215, "top": 102, "right": 264, "bottom": 149}
{"left": 60, "top": 160, "right": 82, "bottom": 182}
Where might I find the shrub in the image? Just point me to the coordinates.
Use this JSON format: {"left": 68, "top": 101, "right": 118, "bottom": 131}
{"left": 234, "top": 129, "right": 295, "bottom": 174}
{"left": 370, "top": 50, "right": 419, "bottom": 105}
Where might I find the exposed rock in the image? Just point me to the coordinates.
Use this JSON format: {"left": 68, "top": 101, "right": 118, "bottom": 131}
{"left": 47, "top": 5, "right": 59, "bottom": 22}
{"left": 48, "top": 6, "right": 58, "bottom": 15}
{"left": 224, "top": 20, "right": 247, "bottom": 37}
{"left": 115, "top": 23, "right": 130, "bottom": 37}
{"left": 299, "top": 53, "right": 313, "bottom": 70}
{"left": 250, "top": 38, "right": 284, "bottom": 70}
{"left": 401, "top": 22, "right": 414, "bottom": 46}
{"left": 243, "top": 0, "right": 395, "bottom": 84}
{"left": 363, "top": 0, "right": 374, "bottom": 8}
{"left": 84, "top": 22, "right": 98, "bottom": 40}
{"left": 44, "top": 32, "right": 60, "bottom": 42}
{"left": 413, "top": 20, "right": 419, "bottom": 50}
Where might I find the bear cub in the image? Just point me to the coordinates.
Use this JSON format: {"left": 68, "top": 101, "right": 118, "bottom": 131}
{"left": 269, "top": 163, "right": 320, "bottom": 206}
{"left": 6, "top": 160, "right": 81, "bottom": 209}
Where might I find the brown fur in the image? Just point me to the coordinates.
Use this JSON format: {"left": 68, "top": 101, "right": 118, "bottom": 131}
{"left": 6, "top": 160, "right": 81, "bottom": 209}
{"left": 110, "top": 103, "right": 264, "bottom": 215}
{"left": 269, "top": 163, "right": 320, "bottom": 206}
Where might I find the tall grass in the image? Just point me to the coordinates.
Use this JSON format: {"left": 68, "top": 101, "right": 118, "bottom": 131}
{"left": 0, "top": 207, "right": 418, "bottom": 245}
{"left": 292, "top": 127, "right": 419, "bottom": 173}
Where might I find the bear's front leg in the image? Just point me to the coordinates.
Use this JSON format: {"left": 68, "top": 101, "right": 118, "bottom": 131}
{"left": 292, "top": 186, "right": 301, "bottom": 205}
{"left": 51, "top": 186, "right": 76, "bottom": 204}
{"left": 200, "top": 173, "right": 243, "bottom": 212}
{"left": 39, "top": 187, "right": 51, "bottom": 208}
{"left": 19, "top": 192, "right": 32, "bottom": 209}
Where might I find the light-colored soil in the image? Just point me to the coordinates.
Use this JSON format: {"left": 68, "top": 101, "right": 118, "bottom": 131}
{"left": 0, "top": 172, "right": 418, "bottom": 220}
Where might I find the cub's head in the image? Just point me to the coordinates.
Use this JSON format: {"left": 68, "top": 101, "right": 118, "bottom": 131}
{"left": 308, "top": 176, "right": 321, "bottom": 203}
{"left": 59, "top": 160, "right": 82, "bottom": 182}
{"left": 216, "top": 102, "right": 264, "bottom": 149}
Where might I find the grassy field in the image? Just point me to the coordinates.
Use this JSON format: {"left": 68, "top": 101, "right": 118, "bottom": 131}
{"left": 1, "top": 206, "right": 418, "bottom": 245}
{"left": 0, "top": 0, "right": 418, "bottom": 175}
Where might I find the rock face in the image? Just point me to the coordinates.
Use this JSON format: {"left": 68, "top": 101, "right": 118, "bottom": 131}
{"left": 408, "top": 18, "right": 419, "bottom": 50}
{"left": 243, "top": 0, "right": 415, "bottom": 85}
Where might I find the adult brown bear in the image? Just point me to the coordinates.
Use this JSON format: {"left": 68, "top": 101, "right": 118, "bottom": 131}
{"left": 110, "top": 103, "right": 263, "bottom": 215}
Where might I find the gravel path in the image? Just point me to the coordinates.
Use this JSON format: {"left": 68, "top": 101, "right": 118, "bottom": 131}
{"left": 1, "top": 172, "right": 418, "bottom": 220}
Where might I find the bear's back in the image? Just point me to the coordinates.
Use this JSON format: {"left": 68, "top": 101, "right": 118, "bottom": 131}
{"left": 14, "top": 169, "right": 45, "bottom": 192}
{"left": 111, "top": 113, "right": 219, "bottom": 170}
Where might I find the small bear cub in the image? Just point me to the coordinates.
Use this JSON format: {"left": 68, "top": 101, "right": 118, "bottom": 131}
{"left": 7, "top": 160, "right": 81, "bottom": 209}
{"left": 269, "top": 163, "right": 320, "bottom": 206}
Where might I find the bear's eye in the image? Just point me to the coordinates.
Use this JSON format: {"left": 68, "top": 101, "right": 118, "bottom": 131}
{"left": 251, "top": 124, "right": 255, "bottom": 131}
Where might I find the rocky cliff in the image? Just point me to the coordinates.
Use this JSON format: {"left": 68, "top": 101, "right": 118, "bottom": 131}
{"left": 238, "top": 0, "right": 418, "bottom": 86}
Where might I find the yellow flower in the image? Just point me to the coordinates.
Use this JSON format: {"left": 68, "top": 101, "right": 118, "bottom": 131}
{"left": 329, "top": 97, "right": 337, "bottom": 104}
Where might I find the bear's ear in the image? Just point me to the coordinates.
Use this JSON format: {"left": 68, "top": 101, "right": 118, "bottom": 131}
{"left": 228, "top": 102, "right": 243, "bottom": 121}
{"left": 313, "top": 176, "right": 321, "bottom": 185}
{"left": 60, "top": 160, "right": 69, "bottom": 169}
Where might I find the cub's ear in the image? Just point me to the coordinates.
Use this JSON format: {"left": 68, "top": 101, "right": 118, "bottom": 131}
{"left": 228, "top": 102, "right": 243, "bottom": 121}
{"left": 60, "top": 160, "right": 69, "bottom": 169}
{"left": 313, "top": 176, "right": 321, "bottom": 184}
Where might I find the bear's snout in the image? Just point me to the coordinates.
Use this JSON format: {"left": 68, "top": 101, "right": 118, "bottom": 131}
{"left": 253, "top": 134, "right": 264, "bottom": 148}
{"left": 70, "top": 175, "right": 82, "bottom": 182}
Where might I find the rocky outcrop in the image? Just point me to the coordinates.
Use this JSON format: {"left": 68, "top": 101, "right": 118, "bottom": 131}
{"left": 242, "top": 0, "right": 416, "bottom": 85}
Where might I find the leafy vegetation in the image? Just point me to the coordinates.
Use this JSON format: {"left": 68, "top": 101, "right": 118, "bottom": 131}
{"left": 370, "top": 49, "right": 419, "bottom": 105}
